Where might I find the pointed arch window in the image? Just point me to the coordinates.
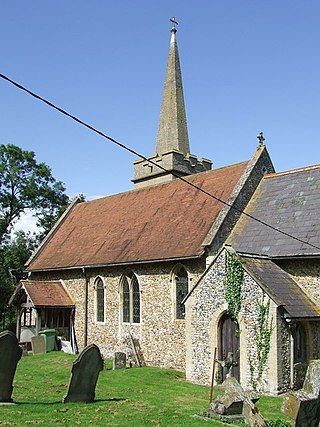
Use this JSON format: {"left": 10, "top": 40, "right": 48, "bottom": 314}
{"left": 121, "top": 272, "right": 140, "bottom": 324}
{"left": 175, "top": 266, "right": 188, "bottom": 320}
{"left": 95, "top": 278, "right": 105, "bottom": 323}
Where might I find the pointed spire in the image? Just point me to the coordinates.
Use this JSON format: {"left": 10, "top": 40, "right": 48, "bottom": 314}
{"left": 132, "top": 18, "right": 212, "bottom": 189}
{"left": 156, "top": 17, "right": 190, "bottom": 155}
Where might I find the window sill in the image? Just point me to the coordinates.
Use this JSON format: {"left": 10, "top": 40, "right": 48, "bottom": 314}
{"left": 122, "top": 322, "right": 141, "bottom": 326}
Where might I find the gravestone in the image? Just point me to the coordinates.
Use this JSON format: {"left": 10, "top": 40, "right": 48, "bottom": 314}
{"left": 283, "top": 359, "right": 320, "bottom": 426}
{"left": 63, "top": 344, "right": 104, "bottom": 403}
{"left": 209, "top": 377, "right": 266, "bottom": 427}
{"left": 113, "top": 352, "right": 126, "bottom": 370}
{"left": 210, "top": 376, "right": 259, "bottom": 416}
{"left": 0, "top": 330, "right": 22, "bottom": 402}
{"left": 31, "top": 335, "right": 46, "bottom": 355}
{"left": 242, "top": 397, "right": 268, "bottom": 427}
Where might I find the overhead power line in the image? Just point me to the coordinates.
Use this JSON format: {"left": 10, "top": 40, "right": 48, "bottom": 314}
{"left": 1, "top": 72, "right": 320, "bottom": 252}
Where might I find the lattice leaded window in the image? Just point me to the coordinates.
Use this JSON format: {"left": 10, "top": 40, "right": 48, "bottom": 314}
{"left": 122, "top": 277, "right": 130, "bottom": 323}
{"left": 132, "top": 276, "right": 140, "bottom": 324}
{"left": 121, "top": 273, "right": 140, "bottom": 324}
{"left": 96, "top": 278, "right": 105, "bottom": 322}
{"left": 175, "top": 267, "right": 188, "bottom": 320}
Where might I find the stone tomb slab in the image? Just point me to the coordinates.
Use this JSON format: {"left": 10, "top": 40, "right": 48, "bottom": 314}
{"left": 0, "top": 331, "right": 22, "bottom": 402}
{"left": 63, "top": 344, "right": 104, "bottom": 403}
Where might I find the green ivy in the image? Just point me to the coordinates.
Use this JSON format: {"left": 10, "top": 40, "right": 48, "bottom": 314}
{"left": 249, "top": 294, "right": 273, "bottom": 390}
{"left": 224, "top": 251, "right": 243, "bottom": 320}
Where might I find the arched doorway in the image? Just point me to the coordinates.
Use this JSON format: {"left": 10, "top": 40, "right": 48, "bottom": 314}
{"left": 218, "top": 313, "right": 240, "bottom": 382}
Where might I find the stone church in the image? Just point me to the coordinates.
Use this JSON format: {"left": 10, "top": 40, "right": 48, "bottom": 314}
{"left": 9, "top": 21, "right": 320, "bottom": 394}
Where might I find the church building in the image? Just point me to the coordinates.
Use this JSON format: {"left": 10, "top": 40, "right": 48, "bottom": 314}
{"left": 12, "top": 20, "right": 314, "bottom": 393}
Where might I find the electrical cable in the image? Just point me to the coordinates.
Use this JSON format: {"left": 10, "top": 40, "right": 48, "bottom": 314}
{"left": 1, "top": 72, "right": 320, "bottom": 252}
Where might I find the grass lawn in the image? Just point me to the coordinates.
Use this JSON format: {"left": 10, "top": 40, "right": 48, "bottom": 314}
{"left": 0, "top": 352, "right": 291, "bottom": 426}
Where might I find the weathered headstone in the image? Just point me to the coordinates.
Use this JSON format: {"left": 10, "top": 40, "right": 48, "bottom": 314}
{"left": 210, "top": 376, "right": 259, "bottom": 416}
{"left": 0, "top": 331, "right": 22, "bottom": 402}
{"left": 31, "top": 335, "right": 46, "bottom": 355}
{"left": 209, "top": 377, "right": 266, "bottom": 427}
{"left": 63, "top": 344, "right": 104, "bottom": 403}
{"left": 283, "top": 359, "right": 320, "bottom": 426}
{"left": 113, "top": 352, "right": 126, "bottom": 370}
{"left": 242, "top": 397, "right": 267, "bottom": 427}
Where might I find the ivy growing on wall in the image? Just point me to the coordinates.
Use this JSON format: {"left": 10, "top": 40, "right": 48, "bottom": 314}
{"left": 249, "top": 294, "right": 273, "bottom": 390}
{"left": 224, "top": 250, "right": 244, "bottom": 321}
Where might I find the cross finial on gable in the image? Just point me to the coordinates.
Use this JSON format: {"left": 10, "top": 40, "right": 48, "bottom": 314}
{"left": 257, "top": 131, "right": 265, "bottom": 145}
{"left": 170, "top": 17, "right": 178, "bottom": 33}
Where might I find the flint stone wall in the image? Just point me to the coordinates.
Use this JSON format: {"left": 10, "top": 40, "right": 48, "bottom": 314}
{"left": 278, "top": 259, "right": 320, "bottom": 306}
{"left": 30, "top": 258, "right": 204, "bottom": 371}
{"left": 186, "top": 250, "right": 287, "bottom": 394}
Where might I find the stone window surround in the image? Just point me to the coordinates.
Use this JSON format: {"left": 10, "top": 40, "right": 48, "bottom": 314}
{"left": 119, "top": 271, "right": 141, "bottom": 325}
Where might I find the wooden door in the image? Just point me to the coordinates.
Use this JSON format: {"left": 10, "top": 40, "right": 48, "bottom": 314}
{"left": 218, "top": 313, "right": 240, "bottom": 382}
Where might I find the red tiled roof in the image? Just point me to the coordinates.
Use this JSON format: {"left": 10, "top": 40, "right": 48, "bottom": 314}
{"left": 22, "top": 280, "right": 74, "bottom": 307}
{"left": 28, "top": 162, "right": 248, "bottom": 271}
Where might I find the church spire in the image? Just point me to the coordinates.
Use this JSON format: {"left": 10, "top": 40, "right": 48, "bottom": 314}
{"left": 156, "top": 17, "right": 190, "bottom": 155}
{"left": 133, "top": 18, "right": 212, "bottom": 189}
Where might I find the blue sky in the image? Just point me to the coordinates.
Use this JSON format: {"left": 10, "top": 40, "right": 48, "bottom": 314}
{"left": 1, "top": 1, "right": 320, "bottom": 201}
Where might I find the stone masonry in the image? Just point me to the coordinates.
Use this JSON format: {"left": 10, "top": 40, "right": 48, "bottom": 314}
{"left": 31, "top": 258, "right": 205, "bottom": 372}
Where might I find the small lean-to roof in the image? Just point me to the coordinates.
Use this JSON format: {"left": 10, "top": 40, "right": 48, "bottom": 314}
{"left": 229, "top": 165, "right": 320, "bottom": 257}
{"left": 241, "top": 256, "right": 320, "bottom": 319}
{"left": 9, "top": 280, "right": 74, "bottom": 308}
{"left": 27, "top": 162, "right": 248, "bottom": 271}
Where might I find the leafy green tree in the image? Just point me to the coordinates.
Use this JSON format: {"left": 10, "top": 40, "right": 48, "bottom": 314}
{"left": 0, "top": 143, "right": 71, "bottom": 330}
{"left": 0, "top": 231, "right": 37, "bottom": 330}
{"left": 0, "top": 144, "right": 70, "bottom": 246}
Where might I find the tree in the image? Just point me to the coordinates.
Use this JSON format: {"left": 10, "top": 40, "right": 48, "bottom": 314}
{"left": 0, "top": 143, "right": 71, "bottom": 330}
{"left": 0, "top": 144, "right": 70, "bottom": 246}
{"left": 0, "top": 231, "right": 37, "bottom": 330}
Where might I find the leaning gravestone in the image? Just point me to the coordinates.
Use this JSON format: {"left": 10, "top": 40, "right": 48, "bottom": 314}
{"left": 63, "top": 344, "right": 104, "bottom": 403}
{"left": 283, "top": 359, "right": 320, "bottom": 426}
{"left": 209, "top": 377, "right": 267, "bottom": 427}
{"left": 113, "top": 352, "right": 126, "bottom": 370}
{"left": 0, "top": 330, "right": 22, "bottom": 402}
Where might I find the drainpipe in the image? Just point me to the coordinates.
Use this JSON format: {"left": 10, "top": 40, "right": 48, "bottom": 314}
{"left": 287, "top": 320, "right": 294, "bottom": 389}
{"left": 82, "top": 266, "right": 89, "bottom": 348}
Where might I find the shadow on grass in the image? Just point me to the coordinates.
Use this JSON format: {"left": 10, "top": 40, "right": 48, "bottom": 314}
{"left": 13, "top": 397, "right": 127, "bottom": 405}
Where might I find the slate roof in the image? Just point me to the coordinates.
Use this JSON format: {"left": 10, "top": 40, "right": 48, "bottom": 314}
{"left": 241, "top": 256, "right": 320, "bottom": 319}
{"left": 27, "top": 161, "right": 248, "bottom": 271}
{"left": 229, "top": 165, "right": 320, "bottom": 257}
{"left": 9, "top": 280, "right": 74, "bottom": 308}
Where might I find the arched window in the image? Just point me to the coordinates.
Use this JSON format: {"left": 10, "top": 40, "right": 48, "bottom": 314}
{"left": 122, "top": 277, "right": 130, "bottom": 323}
{"left": 175, "top": 266, "right": 188, "bottom": 320}
{"left": 121, "top": 272, "right": 140, "bottom": 324}
{"left": 95, "top": 278, "right": 105, "bottom": 323}
{"left": 132, "top": 275, "right": 140, "bottom": 324}
{"left": 294, "top": 323, "right": 307, "bottom": 363}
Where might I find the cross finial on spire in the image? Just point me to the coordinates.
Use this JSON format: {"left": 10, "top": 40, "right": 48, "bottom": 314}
{"left": 170, "top": 17, "right": 178, "bottom": 33}
{"left": 257, "top": 131, "right": 265, "bottom": 145}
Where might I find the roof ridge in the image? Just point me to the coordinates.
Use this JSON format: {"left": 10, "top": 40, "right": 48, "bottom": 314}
{"left": 81, "top": 160, "right": 251, "bottom": 205}
{"left": 265, "top": 163, "right": 320, "bottom": 179}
